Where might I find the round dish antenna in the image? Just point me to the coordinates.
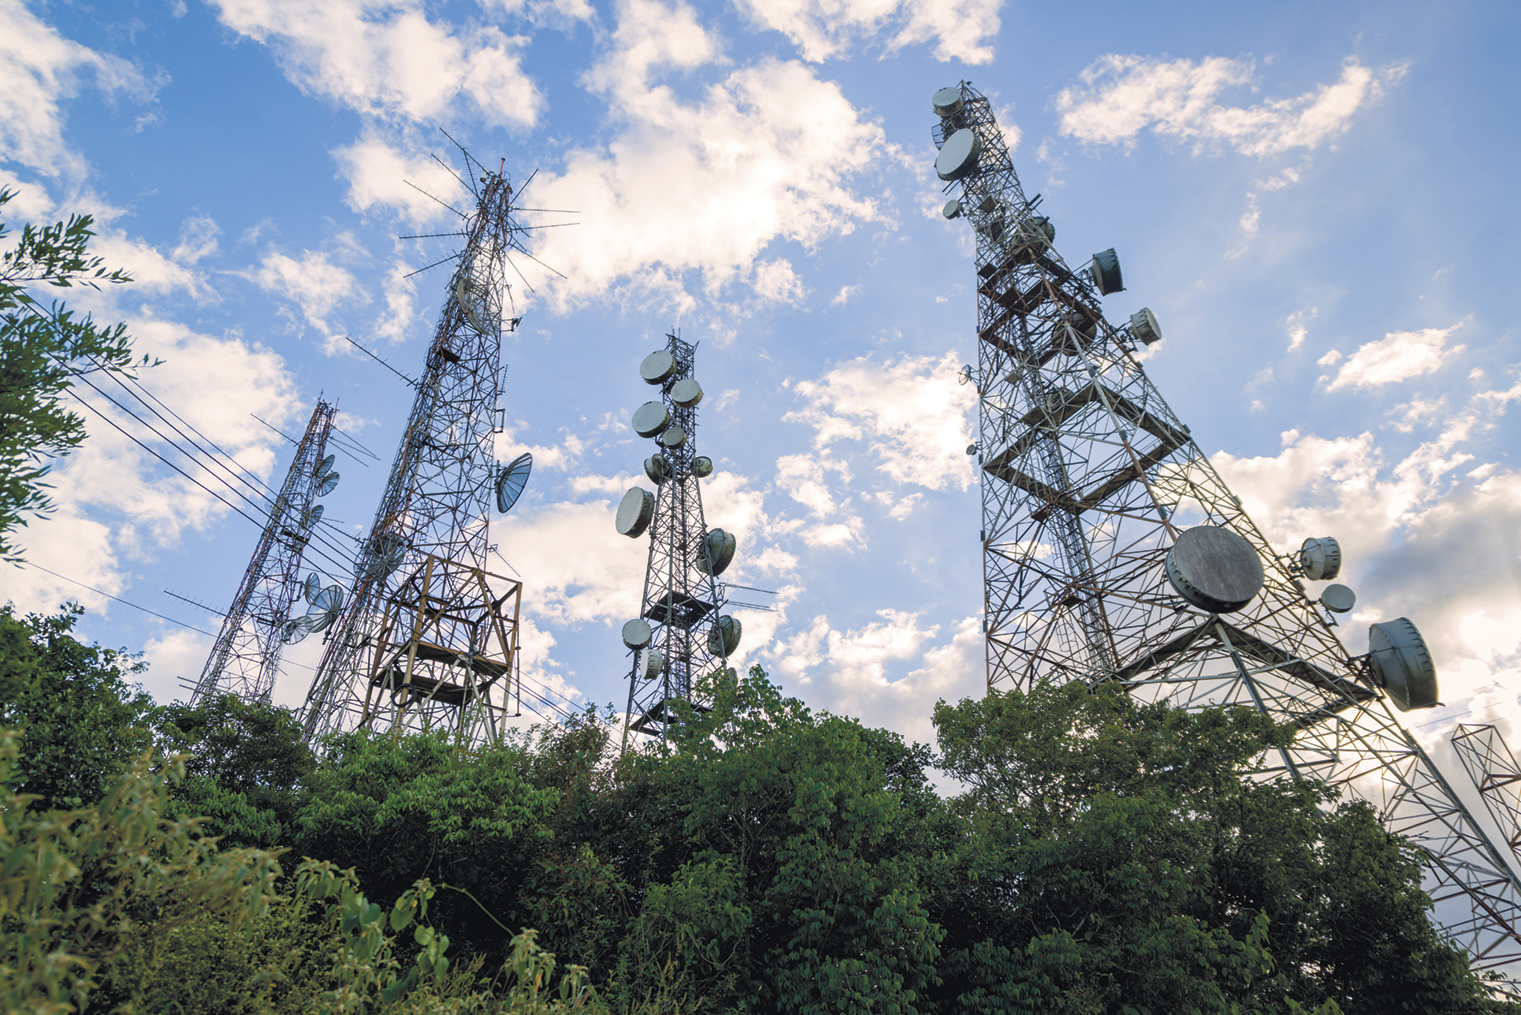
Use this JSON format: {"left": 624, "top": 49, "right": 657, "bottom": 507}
{"left": 935, "top": 128, "right": 982, "bottom": 181}
{"left": 640, "top": 350, "right": 676, "bottom": 385}
{"left": 455, "top": 241, "right": 503, "bottom": 332}
{"left": 696, "top": 528, "right": 736, "bottom": 576}
{"left": 306, "top": 585, "right": 344, "bottom": 633}
{"left": 316, "top": 471, "right": 340, "bottom": 497}
{"left": 632, "top": 401, "right": 670, "bottom": 438}
{"left": 282, "top": 614, "right": 317, "bottom": 645}
{"left": 641, "top": 647, "right": 664, "bottom": 680}
{"left": 495, "top": 452, "right": 533, "bottom": 513}
{"left": 615, "top": 487, "right": 655, "bottom": 538}
{"left": 360, "top": 532, "right": 407, "bottom": 581}
{"left": 943, "top": 200, "right": 963, "bottom": 220}
{"left": 660, "top": 426, "right": 688, "bottom": 449}
{"left": 1090, "top": 248, "right": 1124, "bottom": 295}
{"left": 692, "top": 456, "right": 713, "bottom": 478}
{"left": 622, "top": 618, "right": 652, "bottom": 650}
{"left": 1299, "top": 537, "right": 1342, "bottom": 581}
{"left": 1165, "top": 525, "right": 1264, "bottom": 613}
{"left": 1011, "top": 216, "right": 1055, "bottom": 263}
{"left": 302, "top": 503, "right": 325, "bottom": 529}
{"left": 1320, "top": 584, "right": 1356, "bottom": 614}
{"left": 644, "top": 455, "right": 669, "bottom": 485}
{"left": 707, "top": 614, "right": 742, "bottom": 656}
{"left": 671, "top": 378, "right": 703, "bottom": 408}
{"left": 1369, "top": 617, "right": 1439, "bottom": 711}
{"left": 302, "top": 573, "right": 321, "bottom": 603}
{"left": 932, "top": 86, "right": 963, "bottom": 117}
{"left": 1130, "top": 308, "right": 1162, "bottom": 346}
{"left": 315, "top": 454, "right": 336, "bottom": 479}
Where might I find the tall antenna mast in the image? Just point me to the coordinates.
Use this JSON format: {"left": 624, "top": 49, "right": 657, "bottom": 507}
{"left": 189, "top": 399, "right": 337, "bottom": 704}
{"left": 299, "top": 152, "right": 532, "bottom": 745}
{"left": 614, "top": 331, "right": 740, "bottom": 748}
{"left": 930, "top": 81, "right": 1521, "bottom": 969}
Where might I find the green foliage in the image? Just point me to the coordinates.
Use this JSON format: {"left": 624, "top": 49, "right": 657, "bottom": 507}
{"left": 0, "top": 603, "right": 157, "bottom": 810}
{"left": 0, "top": 187, "right": 154, "bottom": 561}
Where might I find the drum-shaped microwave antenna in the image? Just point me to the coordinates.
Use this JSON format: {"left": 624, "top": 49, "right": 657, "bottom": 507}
{"left": 671, "top": 378, "right": 703, "bottom": 408}
{"left": 1091, "top": 248, "right": 1124, "bottom": 295}
{"left": 692, "top": 456, "right": 714, "bottom": 478}
{"left": 1165, "top": 525, "right": 1264, "bottom": 613}
{"left": 707, "top": 615, "right": 742, "bottom": 656}
{"left": 632, "top": 401, "right": 670, "bottom": 438}
{"left": 1299, "top": 537, "right": 1342, "bottom": 581}
{"left": 642, "top": 647, "right": 664, "bottom": 680}
{"left": 495, "top": 452, "right": 533, "bottom": 513}
{"left": 615, "top": 487, "right": 655, "bottom": 538}
{"left": 932, "top": 86, "right": 963, "bottom": 117}
{"left": 1320, "top": 584, "right": 1356, "bottom": 614}
{"left": 660, "top": 425, "right": 687, "bottom": 449}
{"left": 696, "top": 528, "right": 736, "bottom": 576}
{"left": 1369, "top": 617, "right": 1439, "bottom": 711}
{"left": 1130, "top": 307, "right": 1162, "bottom": 345}
{"left": 644, "top": 455, "right": 669, "bottom": 485}
{"left": 622, "top": 617, "right": 652, "bottom": 650}
{"left": 302, "top": 573, "right": 321, "bottom": 604}
{"left": 316, "top": 470, "right": 340, "bottom": 497}
{"left": 943, "top": 200, "right": 963, "bottom": 220}
{"left": 935, "top": 128, "right": 982, "bottom": 181}
{"left": 640, "top": 350, "right": 676, "bottom": 385}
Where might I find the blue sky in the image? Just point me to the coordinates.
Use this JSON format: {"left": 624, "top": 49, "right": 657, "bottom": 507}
{"left": 3, "top": 0, "right": 1519, "bottom": 769}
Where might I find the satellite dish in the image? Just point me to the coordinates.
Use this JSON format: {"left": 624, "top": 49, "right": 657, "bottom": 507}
{"left": 304, "top": 585, "right": 343, "bottom": 633}
{"left": 696, "top": 528, "right": 736, "bottom": 576}
{"left": 361, "top": 532, "right": 407, "bottom": 582}
{"left": 671, "top": 378, "right": 703, "bottom": 408}
{"left": 302, "top": 573, "right": 321, "bottom": 603}
{"left": 281, "top": 614, "right": 317, "bottom": 645}
{"left": 316, "top": 471, "right": 340, "bottom": 497}
{"left": 1090, "top": 248, "right": 1124, "bottom": 295}
{"left": 1130, "top": 308, "right": 1162, "bottom": 345}
{"left": 302, "top": 503, "right": 325, "bottom": 529}
{"left": 1056, "top": 310, "right": 1097, "bottom": 356}
{"left": 692, "top": 456, "right": 713, "bottom": 478}
{"left": 632, "top": 401, "right": 670, "bottom": 438}
{"left": 615, "top": 487, "right": 655, "bottom": 538}
{"left": 707, "top": 615, "right": 742, "bottom": 656}
{"left": 1165, "top": 525, "right": 1264, "bottom": 613}
{"left": 640, "top": 350, "right": 676, "bottom": 385}
{"left": 1369, "top": 617, "right": 1439, "bottom": 711}
{"left": 935, "top": 128, "right": 982, "bottom": 181}
{"left": 315, "top": 454, "right": 336, "bottom": 479}
{"left": 1320, "top": 584, "right": 1356, "bottom": 614}
{"left": 644, "top": 455, "right": 669, "bottom": 485}
{"left": 660, "top": 425, "right": 687, "bottom": 449}
{"left": 622, "top": 617, "right": 652, "bottom": 650}
{"left": 496, "top": 452, "right": 533, "bottom": 513}
{"left": 455, "top": 243, "right": 502, "bottom": 332}
{"left": 943, "top": 200, "right": 962, "bottom": 220}
{"left": 932, "top": 86, "right": 963, "bottom": 117}
{"left": 1008, "top": 216, "right": 1055, "bottom": 263}
{"left": 641, "top": 647, "right": 663, "bottom": 680}
{"left": 1299, "top": 537, "right": 1342, "bottom": 581}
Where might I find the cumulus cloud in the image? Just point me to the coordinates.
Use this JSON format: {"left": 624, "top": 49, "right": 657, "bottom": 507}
{"left": 1323, "top": 324, "right": 1463, "bottom": 392}
{"left": 208, "top": 0, "right": 540, "bottom": 128}
{"left": 1057, "top": 55, "right": 1403, "bottom": 157}
{"left": 332, "top": 135, "right": 472, "bottom": 223}
{"left": 733, "top": 0, "right": 1003, "bottom": 64}
{"left": 238, "top": 247, "right": 368, "bottom": 340}
{"left": 89, "top": 229, "right": 217, "bottom": 302}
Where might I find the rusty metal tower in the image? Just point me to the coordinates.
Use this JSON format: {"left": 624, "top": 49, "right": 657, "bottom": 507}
{"left": 298, "top": 154, "right": 531, "bottom": 745}
{"left": 189, "top": 400, "right": 337, "bottom": 705}
{"left": 931, "top": 80, "right": 1521, "bottom": 968}
{"left": 614, "top": 331, "right": 740, "bottom": 747}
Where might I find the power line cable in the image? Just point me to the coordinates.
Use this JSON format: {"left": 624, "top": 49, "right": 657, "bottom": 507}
{"left": 15, "top": 561, "right": 215, "bottom": 636}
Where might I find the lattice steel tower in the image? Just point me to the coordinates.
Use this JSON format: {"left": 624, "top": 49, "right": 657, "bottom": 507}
{"left": 190, "top": 400, "right": 337, "bottom": 705}
{"left": 931, "top": 81, "right": 1521, "bottom": 968}
{"left": 613, "top": 331, "right": 740, "bottom": 746}
{"left": 299, "top": 156, "right": 529, "bottom": 745}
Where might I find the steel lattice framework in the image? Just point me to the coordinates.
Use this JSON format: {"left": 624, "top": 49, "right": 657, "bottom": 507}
{"left": 620, "top": 332, "right": 733, "bottom": 745}
{"left": 190, "top": 400, "right": 335, "bottom": 705}
{"left": 300, "top": 157, "right": 524, "bottom": 745}
{"left": 1455, "top": 724, "right": 1521, "bottom": 857}
{"left": 933, "top": 80, "right": 1521, "bottom": 969}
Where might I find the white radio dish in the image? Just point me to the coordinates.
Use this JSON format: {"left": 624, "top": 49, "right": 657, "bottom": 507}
{"left": 1090, "top": 248, "right": 1123, "bottom": 295}
{"left": 640, "top": 350, "right": 676, "bottom": 385}
{"left": 707, "top": 614, "right": 742, "bottom": 656}
{"left": 642, "top": 647, "right": 664, "bottom": 680}
{"left": 1320, "top": 584, "right": 1356, "bottom": 614}
{"left": 696, "top": 528, "right": 736, "bottom": 576}
{"left": 616, "top": 487, "right": 655, "bottom": 538}
{"left": 496, "top": 452, "right": 533, "bottom": 513}
{"left": 932, "top": 86, "right": 963, "bottom": 117}
{"left": 632, "top": 401, "right": 670, "bottom": 438}
{"left": 315, "top": 454, "right": 336, "bottom": 479}
{"left": 1130, "top": 308, "right": 1162, "bottom": 346}
{"left": 692, "top": 456, "right": 713, "bottom": 479}
{"left": 455, "top": 242, "right": 503, "bottom": 332}
{"left": 302, "top": 503, "right": 325, "bottom": 529}
{"left": 1369, "top": 617, "right": 1438, "bottom": 711}
{"left": 644, "top": 456, "right": 669, "bottom": 485}
{"left": 316, "top": 471, "right": 340, "bottom": 497}
{"left": 943, "top": 200, "right": 962, "bottom": 220}
{"left": 1299, "top": 537, "right": 1342, "bottom": 581}
{"left": 660, "top": 426, "right": 687, "bottom": 449}
{"left": 1165, "top": 525, "right": 1264, "bottom": 613}
{"left": 671, "top": 378, "right": 703, "bottom": 408}
{"left": 302, "top": 573, "right": 321, "bottom": 603}
{"left": 935, "top": 128, "right": 982, "bottom": 181}
{"left": 622, "top": 617, "right": 652, "bottom": 650}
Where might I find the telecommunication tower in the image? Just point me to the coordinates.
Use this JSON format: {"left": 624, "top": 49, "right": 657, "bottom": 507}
{"left": 930, "top": 81, "right": 1521, "bottom": 967}
{"left": 189, "top": 399, "right": 339, "bottom": 705}
{"left": 299, "top": 154, "right": 533, "bottom": 745}
{"left": 1454, "top": 723, "right": 1521, "bottom": 857}
{"left": 614, "top": 331, "right": 741, "bottom": 747}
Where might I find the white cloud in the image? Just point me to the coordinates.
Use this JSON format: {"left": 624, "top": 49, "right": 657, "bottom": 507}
{"left": 208, "top": 0, "right": 540, "bottom": 128}
{"left": 172, "top": 216, "right": 222, "bottom": 264}
{"left": 1057, "top": 55, "right": 1402, "bottom": 157}
{"left": 734, "top": 0, "right": 1002, "bottom": 64}
{"left": 239, "top": 247, "right": 367, "bottom": 340}
{"left": 0, "top": 0, "right": 159, "bottom": 179}
{"left": 89, "top": 230, "right": 216, "bottom": 302}
{"left": 332, "top": 134, "right": 473, "bottom": 225}
{"left": 1324, "top": 324, "right": 1463, "bottom": 392}
{"left": 372, "top": 259, "right": 423, "bottom": 345}
{"left": 830, "top": 284, "right": 858, "bottom": 306}
{"left": 1286, "top": 306, "right": 1316, "bottom": 351}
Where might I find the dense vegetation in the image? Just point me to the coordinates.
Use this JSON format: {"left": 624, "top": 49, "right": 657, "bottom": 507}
{"left": 1, "top": 603, "right": 1512, "bottom": 1014}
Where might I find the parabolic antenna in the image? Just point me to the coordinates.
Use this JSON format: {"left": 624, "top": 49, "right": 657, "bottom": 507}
{"left": 935, "top": 128, "right": 982, "bottom": 182}
{"left": 1011, "top": 216, "right": 1055, "bottom": 262}
{"left": 692, "top": 456, "right": 713, "bottom": 479}
{"left": 622, "top": 617, "right": 652, "bottom": 650}
{"left": 632, "top": 401, "right": 670, "bottom": 438}
{"left": 496, "top": 452, "right": 533, "bottom": 513}
{"left": 707, "top": 615, "right": 742, "bottom": 656}
{"left": 1321, "top": 584, "right": 1356, "bottom": 614}
{"left": 302, "top": 503, "right": 325, "bottom": 529}
{"left": 1165, "top": 525, "right": 1264, "bottom": 613}
{"left": 1091, "top": 248, "right": 1124, "bottom": 295}
{"left": 315, "top": 454, "right": 336, "bottom": 479}
{"left": 943, "top": 200, "right": 962, "bottom": 220}
{"left": 640, "top": 350, "right": 676, "bottom": 385}
{"left": 1369, "top": 617, "right": 1439, "bottom": 711}
{"left": 1299, "top": 537, "right": 1342, "bottom": 581}
{"left": 671, "top": 378, "right": 703, "bottom": 408}
{"left": 696, "top": 528, "right": 736, "bottom": 576}
{"left": 644, "top": 456, "right": 669, "bottom": 485}
{"left": 316, "top": 470, "right": 340, "bottom": 497}
{"left": 302, "top": 573, "right": 321, "bottom": 603}
{"left": 932, "top": 86, "right": 963, "bottom": 117}
{"left": 1130, "top": 308, "right": 1162, "bottom": 345}
{"left": 615, "top": 487, "right": 655, "bottom": 538}
{"left": 305, "top": 585, "right": 343, "bottom": 633}
{"left": 660, "top": 426, "right": 687, "bottom": 449}
{"left": 361, "top": 532, "right": 407, "bottom": 581}
{"left": 282, "top": 614, "right": 317, "bottom": 645}
{"left": 642, "top": 647, "right": 664, "bottom": 680}
{"left": 455, "top": 243, "right": 502, "bottom": 333}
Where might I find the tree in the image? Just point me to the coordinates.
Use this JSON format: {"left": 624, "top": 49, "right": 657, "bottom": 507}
{"left": 0, "top": 186, "right": 153, "bottom": 561}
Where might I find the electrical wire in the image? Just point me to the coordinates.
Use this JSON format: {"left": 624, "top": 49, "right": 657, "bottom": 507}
{"left": 16, "top": 561, "right": 215, "bottom": 636}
